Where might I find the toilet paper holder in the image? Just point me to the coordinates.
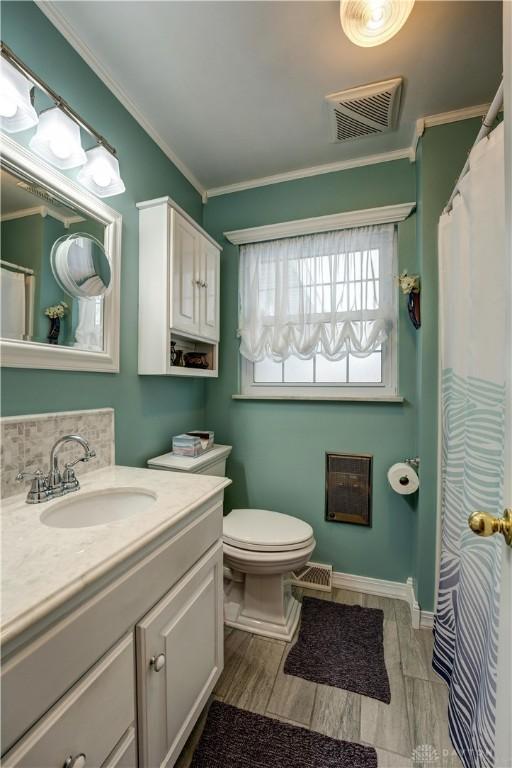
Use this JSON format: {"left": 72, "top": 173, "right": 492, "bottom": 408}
{"left": 404, "top": 457, "right": 420, "bottom": 471}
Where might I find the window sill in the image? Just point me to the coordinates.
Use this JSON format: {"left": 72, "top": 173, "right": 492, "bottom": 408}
{"left": 232, "top": 394, "right": 405, "bottom": 403}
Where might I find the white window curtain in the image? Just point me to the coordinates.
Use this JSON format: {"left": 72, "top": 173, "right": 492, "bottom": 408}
{"left": 238, "top": 223, "right": 395, "bottom": 362}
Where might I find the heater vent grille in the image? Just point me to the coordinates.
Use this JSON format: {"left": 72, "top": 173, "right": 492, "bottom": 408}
{"left": 325, "top": 78, "right": 402, "bottom": 143}
{"left": 325, "top": 453, "right": 372, "bottom": 526}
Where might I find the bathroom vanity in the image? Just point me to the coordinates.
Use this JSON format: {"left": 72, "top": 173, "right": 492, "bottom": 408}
{"left": 0, "top": 466, "right": 230, "bottom": 768}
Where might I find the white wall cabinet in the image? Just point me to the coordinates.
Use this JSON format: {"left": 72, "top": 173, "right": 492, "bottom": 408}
{"left": 138, "top": 197, "right": 221, "bottom": 376}
{"left": 2, "top": 494, "right": 226, "bottom": 768}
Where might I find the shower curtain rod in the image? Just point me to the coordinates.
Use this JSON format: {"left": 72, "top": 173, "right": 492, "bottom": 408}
{"left": 0, "top": 259, "right": 34, "bottom": 276}
{"left": 444, "top": 80, "right": 504, "bottom": 213}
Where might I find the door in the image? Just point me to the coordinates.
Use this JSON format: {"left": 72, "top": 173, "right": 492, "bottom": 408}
{"left": 496, "top": 5, "right": 512, "bottom": 766}
{"left": 171, "top": 209, "right": 200, "bottom": 336}
{"left": 199, "top": 240, "right": 220, "bottom": 341}
{"left": 136, "top": 543, "right": 223, "bottom": 768}
{"left": 435, "top": 36, "right": 510, "bottom": 768}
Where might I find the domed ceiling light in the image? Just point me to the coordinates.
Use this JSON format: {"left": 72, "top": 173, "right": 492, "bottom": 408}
{"left": 340, "top": 0, "right": 415, "bottom": 47}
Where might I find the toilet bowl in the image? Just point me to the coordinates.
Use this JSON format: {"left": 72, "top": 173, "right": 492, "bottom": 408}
{"left": 147, "top": 445, "right": 316, "bottom": 641}
{"left": 223, "top": 508, "right": 316, "bottom": 641}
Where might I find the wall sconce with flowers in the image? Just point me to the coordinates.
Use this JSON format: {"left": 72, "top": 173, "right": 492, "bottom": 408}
{"left": 398, "top": 271, "right": 420, "bottom": 329}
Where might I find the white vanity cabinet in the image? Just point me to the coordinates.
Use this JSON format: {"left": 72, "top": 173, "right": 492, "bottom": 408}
{"left": 137, "top": 197, "right": 221, "bottom": 377}
{"left": 136, "top": 543, "right": 223, "bottom": 768}
{"left": 1, "top": 493, "right": 226, "bottom": 768}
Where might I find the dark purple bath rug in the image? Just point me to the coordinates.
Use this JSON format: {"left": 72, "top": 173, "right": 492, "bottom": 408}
{"left": 284, "top": 596, "right": 391, "bottom": 703}
{"left": 190, "top": 700, "right": 377, "bottom": 768}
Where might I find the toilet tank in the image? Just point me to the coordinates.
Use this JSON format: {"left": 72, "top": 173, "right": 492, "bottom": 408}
{"left": 147, "top": 444, "right": 232, "bottom": 477}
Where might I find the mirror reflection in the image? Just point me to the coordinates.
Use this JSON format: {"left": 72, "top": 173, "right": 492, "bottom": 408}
{"left": 51, "top": 232, "right": 111, "bottom": 299}
{"left": 0, "top": 167, "right": 108, "bottom": 351}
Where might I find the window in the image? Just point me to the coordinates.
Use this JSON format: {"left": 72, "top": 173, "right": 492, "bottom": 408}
{"left": 239, "top": 223, "right": 398, "bottom": 399}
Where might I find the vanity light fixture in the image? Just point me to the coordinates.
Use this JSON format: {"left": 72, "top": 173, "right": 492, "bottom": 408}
{"left": 77, "top": 145, "right": 126, "bottom": 198}
{"left": 340, "top": 0, "right": 415, "bottom": 47}
{"left": 29, "top": 107, "right": 86, "bottom": 170}
{"left": 0, "top": 41, "right": 125, "bottom": 197}
{"left": 0, "top": 56, "right": 38, "bottom": 133}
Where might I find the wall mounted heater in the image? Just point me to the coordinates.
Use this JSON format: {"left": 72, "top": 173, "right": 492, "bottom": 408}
{"left": 325, "top": 452, "right": 372, "bottom": 526}
{"left": 325, "top": 77, "right": 403, "bottom": 143}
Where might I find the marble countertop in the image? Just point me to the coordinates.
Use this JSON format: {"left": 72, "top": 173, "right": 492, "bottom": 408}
{"left": 1, "top": 465, "right": 230, "bottom": 646}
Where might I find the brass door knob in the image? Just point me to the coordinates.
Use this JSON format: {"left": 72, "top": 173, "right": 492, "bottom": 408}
{"left": 468, "top": 509, "right": 512, "bottom": 546}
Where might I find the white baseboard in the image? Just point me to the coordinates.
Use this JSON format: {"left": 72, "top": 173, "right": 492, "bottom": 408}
{"left": 419, "top": 611, "right": 435, "bottom": 629}
{"left": 332, "top": 571, "right": 434, "bottom": 630}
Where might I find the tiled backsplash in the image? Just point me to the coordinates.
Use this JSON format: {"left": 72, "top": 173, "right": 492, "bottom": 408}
{"left": 1, "top": 408, "right": 115, "bottom": 499}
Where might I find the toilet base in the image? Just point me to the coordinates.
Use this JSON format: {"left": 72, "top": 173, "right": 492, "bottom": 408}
{"left": 224, "top": 573, "right": 302, "bottom": 641}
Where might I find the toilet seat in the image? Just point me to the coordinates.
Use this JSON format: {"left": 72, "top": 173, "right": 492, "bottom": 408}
{"left": 223, "top": 508, "right": 314, "bottom": 552}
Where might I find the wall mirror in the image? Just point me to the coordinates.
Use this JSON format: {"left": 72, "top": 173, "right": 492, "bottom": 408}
{"left": 0, "top": 134, "right": 121, "bottom": 372}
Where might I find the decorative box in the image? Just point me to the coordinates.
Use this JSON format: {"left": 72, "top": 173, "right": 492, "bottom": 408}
{"left": 172, "top": 431, "right": 214, "bottom": 457}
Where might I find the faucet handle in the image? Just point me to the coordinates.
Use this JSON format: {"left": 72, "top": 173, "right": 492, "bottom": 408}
{"left": 16, "top": 469, "right": 50, "bottom": 504}
{"left": 16, "top": 468, "right": 45, "bottom": 483}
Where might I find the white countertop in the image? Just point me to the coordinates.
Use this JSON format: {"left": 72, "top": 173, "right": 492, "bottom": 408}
{"left": 1, "top": 465, "right": 230, "bottom": 646}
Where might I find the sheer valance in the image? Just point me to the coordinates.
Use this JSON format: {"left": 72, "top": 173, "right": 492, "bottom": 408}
{"left": 238, "top": 223, "right": 396, "bottom": 363}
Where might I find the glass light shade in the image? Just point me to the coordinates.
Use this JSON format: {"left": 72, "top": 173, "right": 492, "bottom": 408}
{"left": 77, "top": 145, "right": 126, "bottom": 197}
{"left": 29, "top": 107, "right": 86, "bottom": 169}
{"left": 340, "top": 0, "right": 415, "bottom": 47}
{"left": 0, "top": 58, "right": 39, "bottom": 133}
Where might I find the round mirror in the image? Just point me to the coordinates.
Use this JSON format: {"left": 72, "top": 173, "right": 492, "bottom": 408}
{"left": 50, "top": 232, "right": 111, "bottom": 298}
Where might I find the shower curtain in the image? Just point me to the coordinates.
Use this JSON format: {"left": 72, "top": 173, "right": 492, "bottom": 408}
{"left": 434, "top": 122, "right": 506, "bottom": 768}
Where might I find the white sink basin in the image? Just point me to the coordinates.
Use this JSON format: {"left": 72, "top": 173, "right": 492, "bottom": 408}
{"left": 41, "top": 487, "right": 157, "bottom": 529}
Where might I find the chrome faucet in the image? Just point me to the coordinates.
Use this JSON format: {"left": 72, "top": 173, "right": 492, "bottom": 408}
{"left": 16, "top": 434, "right": 96, "bottom": 504}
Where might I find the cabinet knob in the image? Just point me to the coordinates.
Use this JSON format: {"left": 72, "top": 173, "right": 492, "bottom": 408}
{"left": 63, "top": 754, "right": 86, "bottom": 768}
{"left": 150, "top": 653, "right": 166, "bottom": 672}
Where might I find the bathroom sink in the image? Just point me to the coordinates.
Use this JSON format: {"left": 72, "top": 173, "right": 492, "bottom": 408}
{"left": 40, "top": 487, "right": 157, "bottom": 528}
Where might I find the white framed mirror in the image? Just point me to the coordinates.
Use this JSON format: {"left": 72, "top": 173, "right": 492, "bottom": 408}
{"left": 0, "top": 133, "right": 121, "bottom": 372}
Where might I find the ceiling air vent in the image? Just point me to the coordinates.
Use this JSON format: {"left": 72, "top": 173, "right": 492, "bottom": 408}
{"left": 325, "top": 77, "right": 402, "bottom": 143}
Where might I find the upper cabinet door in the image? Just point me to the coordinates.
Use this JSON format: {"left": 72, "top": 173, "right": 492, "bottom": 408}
{"left": 200, "top": 241, "right": 220, "bottom": 342}
{"left": 170, "top": 210, "right": 200, "bottom": 336}
{"left": 135, "top": 543, "right": 224, "bottom": 768}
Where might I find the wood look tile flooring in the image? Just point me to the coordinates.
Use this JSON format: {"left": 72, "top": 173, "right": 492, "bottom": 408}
{"left": 176, "top": 589, "right": 462, "bottom": 768}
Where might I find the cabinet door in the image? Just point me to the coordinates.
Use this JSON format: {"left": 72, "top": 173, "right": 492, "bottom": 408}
{"left": 171, "top": 210, "right": 200, "bottom": 336}
{"left": 199, "top": 240, "right": 220, "bottom": 342}
{"left": 3, "top": 636, "right": 135, "bottom": 768}
{"left": 136, "top": 542, "right": 224, "bottom": 768}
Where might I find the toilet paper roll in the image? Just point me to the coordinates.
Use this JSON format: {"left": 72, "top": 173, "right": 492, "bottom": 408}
{"left": 387, "top": 462, "right": 419, "bottom": 495}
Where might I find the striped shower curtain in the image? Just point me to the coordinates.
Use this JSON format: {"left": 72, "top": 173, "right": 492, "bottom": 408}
{"left": 434, "top": 122, "right": 506, "bottom": 768}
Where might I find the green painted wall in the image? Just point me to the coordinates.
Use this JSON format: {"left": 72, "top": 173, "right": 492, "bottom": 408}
{"left": 0, "top": 1, "right": 206, "bottom": 467}
{"left": 414, "top": 118, "right": 481, "bottom": 609}
{"left": 203, "top": 160, "right": 421, "bottom": 587}
{"left": 0, "top": 1, "right": 482, "bottom": 610}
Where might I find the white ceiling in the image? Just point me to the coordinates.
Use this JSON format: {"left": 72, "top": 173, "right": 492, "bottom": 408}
{"left": 41, "top": 1, "right": 502, "bottom": 193}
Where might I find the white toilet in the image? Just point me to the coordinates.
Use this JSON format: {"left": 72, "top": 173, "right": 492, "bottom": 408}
{"left": 223, "top": 508, "right": 315, "bottom": 641}
{"left": 147, "top": 444, "right": 316, "bottom": 641}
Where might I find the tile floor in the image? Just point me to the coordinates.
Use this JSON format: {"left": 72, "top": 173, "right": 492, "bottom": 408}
{"left": 176, "top": 588, "right": 462, "bottom": 768}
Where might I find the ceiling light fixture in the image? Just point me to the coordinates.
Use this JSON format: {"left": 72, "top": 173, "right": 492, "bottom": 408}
{"left": 78, "top": 145, "right": 126, "bottom": 198}
{"left": 0, "top": 57, "right": 38, "bottom": 133}
{"left": 29, "top": 107, "right": 87, "bottom": 170}
{"left": 340, "top": 0, "right": 415, "bottom": 47}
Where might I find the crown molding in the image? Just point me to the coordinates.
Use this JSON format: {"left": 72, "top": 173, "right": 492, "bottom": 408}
{"left": 0, "top": 205, "right": 84, "bottom": 227}
{"left": 206, "top": 148, "right": 412, "bottom": 199}
{"left": 410, "top": 102, "right": 489, "bottom": 162}
{"left": 224, "top": 201, "right": 415, "bottom": 245}
{"left": 35, "top": 0, "right": 206, "bottom": 198}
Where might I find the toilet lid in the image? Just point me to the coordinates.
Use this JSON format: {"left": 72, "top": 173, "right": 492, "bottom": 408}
{"left": 223, "top": 508, "right": 314, "bottom": 552}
